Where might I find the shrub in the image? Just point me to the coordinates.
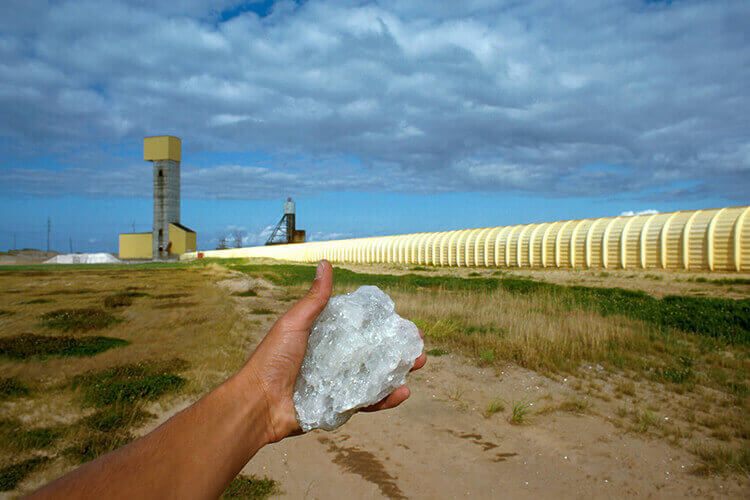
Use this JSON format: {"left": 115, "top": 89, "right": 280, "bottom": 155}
{"left": 0, "top": 334, "right": 129, "bottom": 360}
{"left": 40, "top": 308, "right": 118, "bottom": 331}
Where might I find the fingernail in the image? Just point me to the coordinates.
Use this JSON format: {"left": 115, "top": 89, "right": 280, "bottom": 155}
{"left": 315, "top": 261, "right": 325, "bottom": 280}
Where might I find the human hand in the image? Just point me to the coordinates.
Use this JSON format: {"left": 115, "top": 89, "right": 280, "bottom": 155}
{"left": 241, "top": 260, "right": 427, "bottom": 444}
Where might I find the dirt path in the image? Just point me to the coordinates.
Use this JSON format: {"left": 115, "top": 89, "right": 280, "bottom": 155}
{"left": 216, "top": 274, "right": 747, "bottom": 499}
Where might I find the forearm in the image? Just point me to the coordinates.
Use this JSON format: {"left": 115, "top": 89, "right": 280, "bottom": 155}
{"left": 31, "top": 365, "right": 271, "bottom": 500}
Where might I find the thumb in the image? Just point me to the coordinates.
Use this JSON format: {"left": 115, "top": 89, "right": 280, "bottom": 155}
{"left": 275, "top": 260, "right": 332, "bottom": 334}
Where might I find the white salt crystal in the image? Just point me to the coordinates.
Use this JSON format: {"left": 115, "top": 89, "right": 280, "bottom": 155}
{"left": 293, "top": 285, "right": 423, "bottom": 431}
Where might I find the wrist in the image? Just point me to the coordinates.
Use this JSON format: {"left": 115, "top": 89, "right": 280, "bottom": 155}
{"left": 224, "top": 366, "right": 276, "bottom": 450}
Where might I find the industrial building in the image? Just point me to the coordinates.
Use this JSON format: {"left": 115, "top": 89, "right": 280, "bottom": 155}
{"left": 186, "top": 205, "right": 750, "bottom": 272}
{"left": 118, "top": 136, "right": 196, "bottom": 260}
{"left": 265, "top": 198, "right": 306, "bottom": 245}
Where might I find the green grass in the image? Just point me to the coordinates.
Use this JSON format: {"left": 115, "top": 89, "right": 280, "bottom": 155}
{"left": 250, "top": 308, "right": 276, "bottom": 315}
{"left": 152, "top": 293, "right": 190, "bottom": 299}
{"left": 0, "top": 419, "right": 63, "bottom": 451}
{"left": 0, "top": 309, "right": 14, "bottom": 317}
{"left": 509, "top": 399, "right": 531, "bottom": 425}
{"left": 485, "top": 397, "right": 505, "bottom": 417}
{"left": 0, "top": 377, "right": 29, "bottom": 400}
{"left": 40, "top": 308, "right": 119, "bottom": 332}
{"left": 71, "top": 359, "right": 188, "bottom": 407}
{"left": 232, "top": 263, "right": 750, "bottom": 344}
{"left": 426, "top": 348, "right": 448, "bottom": 356}
{"left": 222, "top": 475, "right": 279, "bottom": 499}
{"left": 21, "top": 298, "right": 53, "bottom": 304}
{"left": 0, "top": 334, "right": 129, "bottom": 360}
{"left": 0, "top": 457, "right": 49, "bottom": 491}
{"left": 232, "top": 289, "right": 258, "bottom": 297}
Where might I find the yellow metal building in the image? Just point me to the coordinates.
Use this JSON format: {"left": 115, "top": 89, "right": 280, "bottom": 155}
{"left": 168, "top": 223, "right": 197, "bottom": 255}
{"left": 185, "top": 205, "right": 750, "bottom": 273}
{"left": 118, "top": 225, "right": 196, "bottom": 260}
{"left": 118, "top": 233, "right": 153, "bottom": 260}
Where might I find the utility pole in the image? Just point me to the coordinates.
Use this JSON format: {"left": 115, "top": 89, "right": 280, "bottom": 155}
{"left": 69, "top": 237, "right": 73, "bottom": 253}
{"left": 13, "top": 233, "right": 16, "bottom": 250}
{"left": 47, "top": 217, "right": 51, "bottom": 253}
{"left": 132, "top": 221, "right": 136, "bottom": 233}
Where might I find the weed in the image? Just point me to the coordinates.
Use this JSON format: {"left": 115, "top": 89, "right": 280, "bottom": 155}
{"left": 631, "top": 409, "right": 660, "bottom": 433}
{"left": 426, "top": 348, "right": 448, "bottom": 356}
{"left": 0, "top": 334, "right": 129, "bottom": 360}
{"left": 558, "top": 397, "right": 590, "bottom": 414}
{"left": 222, "top": 475, "right": 279, "bottom": 499}
{"left": 654, "top": 355, "right": 694, "bottom": 384}
{"left": 40, "top": 308, "right": 119, "bottom": 331}
{"left": 485, "top": 396, "right": 505, "bottom": 417}
{"left": 233, "top": 289, "right": 258, "bottom": 297}
{"left": 409, "top": 266, "right": 430, "bottom": 271}
{"left": 468, "top": 272, "right": 482, "bottom": 277}
{"left": 0, "top": 419, "right": 63, "bottom": 451}
{"left": 0, "top": 377, "right": 29, "bottom": 400}
{"left": 446, "top": 388, "right": 464, "bottom": 401}
{"left": 0, "top": 457, "right": 49, "bottom": 491}
{"left": 71, "top": 359, "right": 188, "bottom": 407}
{"left": 614, "top": 379, "right": 636, "bottom": 397}
{"left": 477, "top": 348, "right": 496, "bottom": 364}
{"left": 0, "top": 309, "right": 14, "bottom": 317}
{"left": 509, "top": 399, "right": 531, "bottom": 424}
{"left": 250, "top": 308, "right": 276, "bottom": 315}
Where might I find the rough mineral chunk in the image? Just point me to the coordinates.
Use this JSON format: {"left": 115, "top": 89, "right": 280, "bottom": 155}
{"left": 293, "top": 285, "right": 423, "bottom": 431}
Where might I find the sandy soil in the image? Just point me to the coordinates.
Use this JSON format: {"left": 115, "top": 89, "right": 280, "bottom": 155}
{"left": 208, "top": 274, "right": 748, "bottom": 499}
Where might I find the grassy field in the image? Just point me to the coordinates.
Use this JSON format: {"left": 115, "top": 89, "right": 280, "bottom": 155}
{"left": 234, "top": 262, "right": 749, "bottom": 476}
{"left": 0, "top": 259, "right": 748, "bottom": 495}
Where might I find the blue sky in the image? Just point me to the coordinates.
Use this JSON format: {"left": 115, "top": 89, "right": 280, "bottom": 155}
{"left": 0, "top": 0, "right": 748, "bottom": 252}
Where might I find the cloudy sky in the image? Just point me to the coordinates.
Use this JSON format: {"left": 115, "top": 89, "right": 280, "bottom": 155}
{"left": 1, "top": 0, "right": 748, "bottom": 252}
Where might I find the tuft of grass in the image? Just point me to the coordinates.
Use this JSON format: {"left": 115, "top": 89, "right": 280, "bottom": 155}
{"left": 71, "top": 359, "right": 188, "bottom": 407}
{"left": 631, "top": 409, "right": 660, "bottom": 433}
{"left": 0, "top": 457, "right": 50, "bottom": 491}
{"left": 0, "top": 309, "right": 15, "bottom": 317}
{"left": 558, "top": 397, "right": 591, "bottom": 414}
{"left": 485, "top": 396, "right": 505, "bottom": 418}
{"left": 222, "top": 475, "right": 279, "bottom": 499}
{"left": 468, "top": 272, "right": 482, "bottom": 277}
{"left": 250, "top": 308, "right": 276, "bottom": 315}
{"left": 0, "top": 377, "right": 29, "bottom": 400}
{"left": 509, "top": 399, "right": 531, "bottom": 425}
{"left": 0, "top": 334, "right": 129, "bottom": 360}
{"left": 477, "top": 348, "right": 496, "bottom": 365}
{"left": 40, "top": 308, "right": 119, "bottom": 332}
{"left": 692, "top": 442, "right": 750, "bottom": 475}
{"left": 426, "top": 348, "right": 448, "bottom": 356}
{"left": 0, "top": 419, "right": 63, "bottom": 451}
{"left": 233, "top": 289, "right": 258, "bottom": 297}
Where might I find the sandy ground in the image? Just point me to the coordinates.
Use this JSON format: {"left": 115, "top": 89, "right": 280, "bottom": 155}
{"left": 206, "top": 273, "right": 748, "bottom": 498}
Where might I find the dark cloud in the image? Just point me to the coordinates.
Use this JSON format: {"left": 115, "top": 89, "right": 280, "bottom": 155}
{"left": 0, "top": 0, "right": 747, "bottom": 201}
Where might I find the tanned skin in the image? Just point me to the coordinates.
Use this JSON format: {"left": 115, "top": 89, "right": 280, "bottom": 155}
{"left": 30, "top": 260, "right": 426, "bottom": 499}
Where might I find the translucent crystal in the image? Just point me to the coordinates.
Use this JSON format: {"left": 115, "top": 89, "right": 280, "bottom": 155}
{"left": 293, "top": 286, "right": 423, "bottom": 431}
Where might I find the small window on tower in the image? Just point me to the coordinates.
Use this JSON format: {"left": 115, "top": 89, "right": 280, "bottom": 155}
{"left": 158, "top": 170, "right": 163, "bottom": 177}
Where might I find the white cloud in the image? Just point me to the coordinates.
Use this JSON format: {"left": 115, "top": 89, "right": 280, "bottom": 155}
{"left": 0, "top": 0, "right": 747, "bottom": 202}
{"left": 620, "top": 209, "right": 659, "bottom": 217}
